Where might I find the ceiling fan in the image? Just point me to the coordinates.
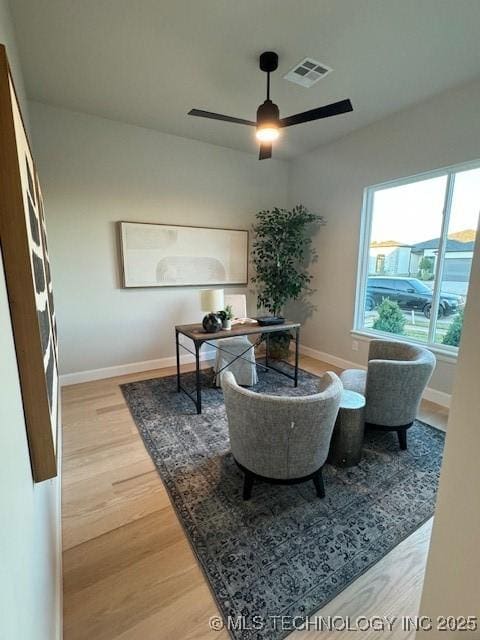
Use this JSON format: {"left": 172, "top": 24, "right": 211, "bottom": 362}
{"left": 188, "top": 51, "right": 353, "bottom": 160}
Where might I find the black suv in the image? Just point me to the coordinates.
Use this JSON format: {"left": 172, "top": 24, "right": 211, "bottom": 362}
{"left": 366, "top": 276, "right": 462, "bottom": 318}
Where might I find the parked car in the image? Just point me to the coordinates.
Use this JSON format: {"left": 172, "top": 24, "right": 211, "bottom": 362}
{"left": 366, "top": 276, "right": 463, "bottom": 318}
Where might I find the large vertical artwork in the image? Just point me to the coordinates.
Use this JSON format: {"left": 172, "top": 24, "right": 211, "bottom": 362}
{"left": 32, "top": 173, "right": 58, "bottom": 432}
{"left": 0, "top": 45, "right": 58, "bottom": 481}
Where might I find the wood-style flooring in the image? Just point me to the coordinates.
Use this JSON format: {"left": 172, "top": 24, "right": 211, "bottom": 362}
{"left": 61, "top": 355, "right": 448, "bottom": 640}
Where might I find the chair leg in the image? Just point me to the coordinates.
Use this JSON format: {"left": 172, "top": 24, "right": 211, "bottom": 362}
{"left": 312, "top": 468, "right": 325, "bottom": 498}
{"left": 397, "top": 428, "right": 408, "bottom": 450}
{"left": 243, "top": 471, "right": 254, "bottom": 500}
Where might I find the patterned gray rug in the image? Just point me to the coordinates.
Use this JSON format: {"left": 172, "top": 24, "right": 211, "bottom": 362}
{"left": 121, "top": 365, "right": 444, "bottom": 640}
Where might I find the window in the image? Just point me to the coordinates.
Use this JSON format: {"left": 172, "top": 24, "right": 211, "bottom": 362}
{"left": 375, "top": 254, "right": 385, "bottom": 273}
{"left": 355, "top": 161, "right": 480, "bottom": 352}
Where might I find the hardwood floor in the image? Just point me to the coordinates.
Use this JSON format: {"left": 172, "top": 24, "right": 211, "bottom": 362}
{"left": 61, "top": 355, "right": 448, "bottom": 640}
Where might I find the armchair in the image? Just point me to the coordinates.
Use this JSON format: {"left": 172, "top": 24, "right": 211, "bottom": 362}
{"left": 222, "top": 370, "right": 342, "bottom": 499}
{"left": 340, "top": 339, "right": 436, "bottom": 449}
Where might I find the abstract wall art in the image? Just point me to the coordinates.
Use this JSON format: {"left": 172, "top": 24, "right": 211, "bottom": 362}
{"left": 119, "top": 221, "right": 248, "bottom": 288}
{"left": 0, "top": 45, "right": 58, "bottom": 482}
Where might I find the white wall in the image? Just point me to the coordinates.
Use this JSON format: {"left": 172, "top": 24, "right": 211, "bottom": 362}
{"left": 0, "top": 2, "right": 62, "bottom": 639}
{"left": 0, "top": 0, "right": 27, "bottom": 116}
{"left": 289, "top": 78, "right": 480, "bottom": 397}
{"left": 418, "top": 225, "right": 480, "bottom": 636}
{"left": 29, "top": 101, "right": 289, "bottom": 377}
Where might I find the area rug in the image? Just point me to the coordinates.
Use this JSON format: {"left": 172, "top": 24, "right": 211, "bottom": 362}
{"left": 121, "top": 365, "right": 444, "bottom": 640}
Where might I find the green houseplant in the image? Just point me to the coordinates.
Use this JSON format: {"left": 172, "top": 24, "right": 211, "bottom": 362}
{"left": 251, "top": 205, "right": 324, "bottom": 358}
{"left": 218, "top": 304, "right": 234, "bottom": 330}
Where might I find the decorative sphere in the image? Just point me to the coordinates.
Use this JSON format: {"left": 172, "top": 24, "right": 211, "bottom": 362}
{"left": 202, "top": 313, "right": 222, "bottom": 333}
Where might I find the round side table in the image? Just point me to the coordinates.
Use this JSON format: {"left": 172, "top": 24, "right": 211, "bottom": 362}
{"left": 328, "top": 389, "right": 366, "bottom": 467}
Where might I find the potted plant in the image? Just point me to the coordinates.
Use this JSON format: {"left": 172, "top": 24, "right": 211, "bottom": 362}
{"left": 218, "top": 304, "right": 234, "bottom": 330}
{"left": 251, "top": 205, "right": 324, "bottom": 358}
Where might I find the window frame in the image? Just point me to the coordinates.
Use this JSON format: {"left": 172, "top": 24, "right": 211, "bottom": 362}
{"left": 353, "top": 158, "right": 480, "bottom": 358}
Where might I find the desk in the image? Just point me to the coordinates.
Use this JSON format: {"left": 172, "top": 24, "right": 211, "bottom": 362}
{"left": 175, "top": 320, "right": 301, "bottom": 414}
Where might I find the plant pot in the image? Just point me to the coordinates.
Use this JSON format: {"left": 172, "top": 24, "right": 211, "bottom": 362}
{"left": 222, "top": 319, "right": 232, "bottom": 330}
{"left": 266, "top": 331, "right": 292, "bottom": 360}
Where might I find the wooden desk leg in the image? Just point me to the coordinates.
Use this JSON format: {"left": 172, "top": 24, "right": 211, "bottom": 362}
{"left": 175, "top": 330, "right": 180, "bottom": 392}
{"left": 195, "top": 342, "right": 202, "bottom": 414}
{"left": 294, "top": 326, "right": 300, "bottom": 387}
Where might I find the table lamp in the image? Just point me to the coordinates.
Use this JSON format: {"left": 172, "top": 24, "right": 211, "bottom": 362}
{"left": 200, "top": 289, "right": 224, "bottom": 333}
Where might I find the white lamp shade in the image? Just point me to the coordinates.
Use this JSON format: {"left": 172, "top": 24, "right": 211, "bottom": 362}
{"left": 200, "top": 289, "right": 224, "bottom": 312}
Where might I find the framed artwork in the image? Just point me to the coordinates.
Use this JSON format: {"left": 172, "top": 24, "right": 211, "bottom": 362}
{"left": 119, "top": 221, "right": 249, "bottom": 288}
{"left": 0, "top": 45, "right": 58, "bottom": 482}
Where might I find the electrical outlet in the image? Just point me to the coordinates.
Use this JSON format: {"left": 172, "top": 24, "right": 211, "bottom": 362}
{"left": 352, "top": 340, "right": 359, "bottom": 352}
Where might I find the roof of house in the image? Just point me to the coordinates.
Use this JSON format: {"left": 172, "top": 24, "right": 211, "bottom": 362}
{"left": 412, "top": 238, "right": 475, "bottom": 252}
{"left": 448, "top": 229, "right": 477, "bottom": 242}
{"left": 370, "top": 240, "right": 411, "bottom": 248}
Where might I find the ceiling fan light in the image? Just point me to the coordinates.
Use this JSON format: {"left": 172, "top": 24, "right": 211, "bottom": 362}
{"left": 256, "top": 126, "right": 279, "bottom": 142}
{"left": 256, "top": 99, "right": 280, "bottom": 142}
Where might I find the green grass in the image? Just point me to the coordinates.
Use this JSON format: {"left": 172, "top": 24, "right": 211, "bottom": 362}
{"left": 364, "top": 310, "right": 453, "bottom": 344}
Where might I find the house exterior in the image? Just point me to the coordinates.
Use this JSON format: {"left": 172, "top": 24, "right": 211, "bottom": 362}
{"left": 410, "top": 237, "right": 475, "bottom": 295}
{"left": 369, "top": 231, "right": 476, "bottom": 296}
{"left": 368, "top": 240, "right": 412, "bottom": 275}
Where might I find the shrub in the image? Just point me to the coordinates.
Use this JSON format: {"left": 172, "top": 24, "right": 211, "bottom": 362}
{"left": 417, "top": 256, "right": 435, "bottom": 281}
{"left": 372, "top": 298, "right": 406, "bottom": 334}
{"left": 442, "top": 309, "right": 464, "bottom": 347}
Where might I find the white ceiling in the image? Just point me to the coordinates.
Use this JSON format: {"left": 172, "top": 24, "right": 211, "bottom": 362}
{"left": 9, "top": 0, "right": 480, "bottom": 159}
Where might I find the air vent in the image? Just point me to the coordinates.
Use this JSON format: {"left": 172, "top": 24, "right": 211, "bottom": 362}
{"left": 284, "top": 58, "right": 332, "bottom": 88}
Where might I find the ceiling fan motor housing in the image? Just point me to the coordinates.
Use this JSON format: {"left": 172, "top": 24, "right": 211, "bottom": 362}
{"left": 259, "top": 51, "right": 279, "bottom": 73}
{"left": 256, "top": 99, "right": 280, "bottom": 127}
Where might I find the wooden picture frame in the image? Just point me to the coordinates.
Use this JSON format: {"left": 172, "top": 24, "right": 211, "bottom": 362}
{"left": 119, "top": 221, "right": 249, "bottom": 288}
{"left": 0, "top": 45, "right": 58, "bottom": 482}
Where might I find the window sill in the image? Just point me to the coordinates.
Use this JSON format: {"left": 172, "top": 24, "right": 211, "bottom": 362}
{"left": 350, "top": 329, "right": 458, "bottom": 364}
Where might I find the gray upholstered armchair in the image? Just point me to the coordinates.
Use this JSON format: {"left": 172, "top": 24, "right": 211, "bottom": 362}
{"left": 340, "top": 339, "right": 436, "bottom": 450}
{"left": 222, "top": 370, "right": 342, "bottom": 499}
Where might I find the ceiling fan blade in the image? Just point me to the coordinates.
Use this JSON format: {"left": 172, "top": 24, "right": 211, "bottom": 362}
{"left": 259, "top": 143, "right": 272, "bottom": 160}
{"left": 279, "top": 99, "right": 353, "bottom": 128}
{"left": 188, "top": 109, "right": 256, "bottom": 126}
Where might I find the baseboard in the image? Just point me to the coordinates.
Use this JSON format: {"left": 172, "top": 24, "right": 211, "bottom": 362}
{"left": 298, "top": 344, "right": 365, "bottom": 373}
{"left": 61, "top": 343, "right": 451, "bottom": 408}
{"left": 60, "top": 349, "right": 216, "bottom": 386}
{"left": 297, "top": 344, "right": 451, "bottom": 409}
{"left": 421, "top": 387, "right": 451, "bottom": 409}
